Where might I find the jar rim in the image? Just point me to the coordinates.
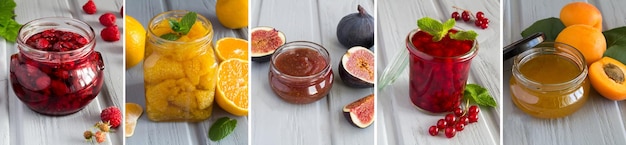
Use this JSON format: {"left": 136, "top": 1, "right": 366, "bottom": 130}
{"left": 17, "top": 17, "right": 96, "bottom": 55}
{"left": 512, "top": 42, "right": 588, "bottom": 91}
{"left": 406, "top": 28, "right": 478, "bottom": 61}
{"left": 269, "top": 41, "right": 332, "bottom": 79}
{"left": 147, "top": 10, "right": 213, "bottom": 45}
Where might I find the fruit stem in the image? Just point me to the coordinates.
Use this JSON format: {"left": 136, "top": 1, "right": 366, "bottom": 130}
{"left": 358, "top": 5, "right": 367, "bottom": 16}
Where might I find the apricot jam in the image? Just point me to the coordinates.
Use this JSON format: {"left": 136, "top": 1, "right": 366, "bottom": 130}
{"left": 269, "top": 41, "right": 333, "bottom": 104}
{"left": 11, "top": 18, "right": 104, "bottom": 116}
{"left": 406, "top": 29, "right": 478, "bottom": 113}
{"left": 510, "top": 42, "right": 589, "bottom": 118}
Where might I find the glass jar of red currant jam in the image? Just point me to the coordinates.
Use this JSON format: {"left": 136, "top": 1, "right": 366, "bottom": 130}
{"left": 269, "top": 41, "right": 334, "bottom": 104}
{"left": 10, "top": 17, "right": 104, "bottom": 116}
{"left": 406, "top": 29, "right": 478, "bottom": 113}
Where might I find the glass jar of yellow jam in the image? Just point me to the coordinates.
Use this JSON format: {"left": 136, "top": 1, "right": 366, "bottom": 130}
{"left": 510, "top": 42, "right": 590, "bottom": 119}
{"left": 143, "top": 10, "right": 217, "bottom": 122}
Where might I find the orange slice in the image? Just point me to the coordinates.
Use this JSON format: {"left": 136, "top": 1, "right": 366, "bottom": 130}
{"left": 215, "top": 58, "right": 249, "bottom": 116}
{"left": 125, "top": 103, "right": 143, "bottom": 137}
{"left": 215, "top": 37, "right": 249, "bottom": 62}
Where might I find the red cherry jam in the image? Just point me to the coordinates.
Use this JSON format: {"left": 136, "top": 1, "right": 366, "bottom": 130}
{"left": 10, "top": 18, "right": 104, "bottom": 116}
{"left": 406, "top": 29, "right": 477, "bottom": 113}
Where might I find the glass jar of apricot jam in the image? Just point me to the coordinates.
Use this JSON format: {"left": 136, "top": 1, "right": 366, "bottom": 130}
{"left": 10, "top": 17, "right": 104, "bottom": 116}
{"left": 510, "top": 42, "right": 590, "bottom": 118}
{"left": 406, "top": 29, "right": 478, "bottom": 113}
{"left": 144, "top": 10, "right": 217, "bottom": 122}
{"left": 269, "top": 41, "right": 334, "bottom": 104}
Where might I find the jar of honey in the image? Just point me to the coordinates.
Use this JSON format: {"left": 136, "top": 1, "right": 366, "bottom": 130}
{"left": 510, "top": 42, "right": 590, "bottom": 118}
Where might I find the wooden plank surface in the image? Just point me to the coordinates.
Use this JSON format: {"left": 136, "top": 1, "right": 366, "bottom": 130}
{"left": 376, "top": 0, "right": 501, "bottom": 145}
{"left": 250, "top": 0, "right": 375, "bottom": 144}
{"left": 503, "top": 0, "right": 626, "bottom": 145}
{"left": 1, "top": 0, "right": 124, "bottom": 144}
{"left": 125, "top": 0, "right": 248, "bottom": 145}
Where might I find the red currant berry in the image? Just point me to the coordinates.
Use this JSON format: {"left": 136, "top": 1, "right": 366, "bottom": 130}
{"left": 480, "top": 23, "right": 488, "bottom": 29}
{"left": 455, "top": 123, "right": 465, "bottom": 131}
{"left": 459, "top": 116, "right": 469, "bottom": 125}
{"left": 453, "top": 107, "right": 463, "bottom": 117}
{"left": 476, "top": 11, "right": 485, "bottom": 20}
{"left": 444, "top": 127, "right": 456, "bottom": 138}
{"left": 469, "top": 114, "right": 479, "bottom": 123}
{"left": 469, "top": 105, "right": 480, "bottom": 115}
{"left": 475, "top": 19, "right": 483, "bottom": 27}
{"left": 461, "top": 11, "right": 470, "bottom": 21}
{"left": 445, "top": 113, "right": 456, "bottom": 124}
{"left": 437, "top": 119, "right": 447, "bottom": 129}
{"left": 429, "top": 126, "right": 439, "bottom": 136}
{"left": 481, "top": 18, "right": 490, "bottom": 24}
{"left": 451, "top": 12, "right": 460, "bottom": 20}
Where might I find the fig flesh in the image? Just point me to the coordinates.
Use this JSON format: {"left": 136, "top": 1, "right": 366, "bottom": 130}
{"left": 336, "top": 5, "right": 374, "bottom": 49}
{"left": 343, "top": 94, "right": 375, "bottom": 128}
{"left": 251, "top": 26, "right": 286, "bottom": 62}
{"left": 339, "top": 46, "right": 374, "bottom": 88}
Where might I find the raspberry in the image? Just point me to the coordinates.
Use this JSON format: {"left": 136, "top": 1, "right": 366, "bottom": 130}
{"left": 99, "top": 13, "right": 116, "bottom": 27}
{"left": 82, "top": 0, "right": 96, "bottom": 14}
{"left": 94, "top": 131, "right": 106, "bottom": 143}
{"left": 100, "top": 26, "right": 120, "bottom": 42}
{"left": 101, "top": 106, "right": 121, "bottom": 128}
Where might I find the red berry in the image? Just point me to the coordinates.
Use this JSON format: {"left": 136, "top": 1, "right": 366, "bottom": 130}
{"left": 480, "top": 23, "right": 488, "bottom": 29}
{"left": 99, "top": 13, "right": 117, "bottom": 27}
{"left": 458, "top": 116, "right": 469, "bottom": 125}
{"left": 35, "top": 38, "right": 50, "bottom": 49}
{"left": 436, "top": 119, "right": 447, "bottom": 129}
{"left": 481, "top": 18, "right": 490, "bottom": 24}
{"left": 451, "top": 12, "right": 460, "bottom": 20}
{"left": 94, "top": 131, "right": 106, "bottom": 143}
{"left": 35, "top": 76, "right": 51, "bottom": 90}
{"left": 469, "top": 105, "right": 480, "bottom": 115}
{"left": 428, "top": 126, "right": 439, "bottom": 136}
{"left": 476, "top": 11, "right": 485, "bottom": 20}
{"left": 475, "top": 19, "right": 483, "bottom": 27}
{"left": 445, "top": 113, "right": 456, "bottom": 124}
{"left": 453, "top": 107, "right": 463, "bottom": 117}
{"left": 444, "top": 127, "right": 456, "bottom": 138}
{"left": 461, "top": 11, "right": 470, "bottom": 21}
{"left": 455, "top": 123, "right": 465, "bottom": 131}
{"left": 469, "top": 113, "right": 479, "bottom": 123}
{"left": 82, "top": 0, "right": 97, "bottom": 14}
{"left": 101, "top": 106, "right": 122, "bottom": 128}
{"left": 101, "top": 26, "right": 120, "bottom": 42}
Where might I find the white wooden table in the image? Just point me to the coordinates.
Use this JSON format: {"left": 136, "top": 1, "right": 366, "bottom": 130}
{"left": 251, "top": 0, "right": 375, "bottom": 144}
{"left": 377, "top": 0, "right": 501, "bottom": 144}
{"left": 125, "top": 0, "right": 248, "bottom": 145}
{"left": 503, "top": 0, "right": 626, "bottom": 145}
{"left": 0, "top": 0, "right": 124, "bottom": 144}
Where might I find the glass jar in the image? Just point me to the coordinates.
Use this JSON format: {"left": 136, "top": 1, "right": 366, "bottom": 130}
{"left": 269, "top": 41, "right": 334, "bottom": 104}
{"left": 406, "top": 29, "right": 478, "bottom": 113}
{"left": 510, "top": 42, "right": 589, "bottom": 118}
{"left": 144, "top": 10, "right": 217, "bottom": 122}
{"left": 10, "top": 17, "right": 104, "bottom": 116}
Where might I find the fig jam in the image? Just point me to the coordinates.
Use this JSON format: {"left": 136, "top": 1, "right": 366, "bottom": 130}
{"left": 406, "top": 29, "right": 477, "bottom": 113}
{"left": 10, "top": 18, "right": 104, "bottom": 116}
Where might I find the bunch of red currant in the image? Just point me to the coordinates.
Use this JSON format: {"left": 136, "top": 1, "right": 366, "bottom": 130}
{"left": 428, "top": 105, "right": 480, "bottom": 138}
{"left": 451, "top": 7, "right": 489, "bottom": 29}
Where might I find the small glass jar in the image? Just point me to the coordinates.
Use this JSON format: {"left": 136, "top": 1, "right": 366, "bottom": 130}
{"left": 10, "top": 17, "right": 104, "bottom": 116}
{"left": 406, "top": 29, "right": 478, "bottom": 113}
{"left": 510, "top": 42, "right": 590, "bottom": 118}
{"left": 144, "top": 10, "right": 217, "bottom": 122}
{"left": 269, "top": 41, "right": 334, "bottom": 104}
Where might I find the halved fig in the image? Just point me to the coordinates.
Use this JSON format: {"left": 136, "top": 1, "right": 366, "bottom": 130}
{"left": 343, "top": 94, "right": 374, "bottom": 128}
{"left": 339, "top": 46, "right": 374, "bottom": 88}
{"left": 251, "top": 26, "right": 286, "bottom": 62}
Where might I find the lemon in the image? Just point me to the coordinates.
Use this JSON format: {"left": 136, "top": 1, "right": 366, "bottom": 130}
{"left": 216, "top": 0, "right": 248, "bottom": 29}
{"left": 125, "top": 15, "right": 147, "bottom": 69}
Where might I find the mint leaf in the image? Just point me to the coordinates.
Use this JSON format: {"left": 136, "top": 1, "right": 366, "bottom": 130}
{"left": 0, "top": 0, "right": 16, "bottom": 18}
{"left": 160, "top": 33, "right": 180, "bottom": 41}
{"left": 0, "top": 16, "right": 21, "bottom": 42}
{"left": 464, "top": 84, "right": 497, "bottom": 107}
{"left": 450, "top": 30, "right": 478, "bottom": 40}
{"left": 209, "top": 117, "right": 237, "bottom": 141}
{"left": 417, "top": 17, "right": 452, "bottom": 42}
{"left": 521, "top": 17, "right": 565, "bottom": 41}
{"left": 178, "top": 12, "right": 196, "bottom": 34}
{"left": 168, "top": 19, "right": 181, "bottom": 32}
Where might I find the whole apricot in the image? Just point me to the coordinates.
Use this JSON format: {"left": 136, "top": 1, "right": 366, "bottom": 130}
{"left": 560, "top": 2, "right": 603, "bottom": 31}
{"left": 555, "top": 24, "right": 606, "bottom": 65}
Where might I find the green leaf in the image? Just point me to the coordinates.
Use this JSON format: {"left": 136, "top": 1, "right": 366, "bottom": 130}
{"left": 0, "top": 0, "right": 16, "bottom": 18}
{"left": 178, "top": 12, "right": 197, "bottom": 34}
{"left": 160, "top": 33, "right": 180, "bottom": 41}
{"left": 168, "top": 19, "right": 181, "bottom": 32}
{"left": 0, "top": 17, "right": 21, "bottom": 42}
{"left": 417, "top": 17, "right": 448, "bottom": 42}
{"left": 603, "top": 27, "right": 626, "bottom": 65}
{"left": 464, "top": 84, "right": 497, "bottom": 107}
{"left": 521, "top": 17, "right": 565, "bottom": 41}
{"left": 450, "top": 30, "right": 478, "bottom": 40}
{"left": 208, "top": 117, "right": 237, "bottom": 141}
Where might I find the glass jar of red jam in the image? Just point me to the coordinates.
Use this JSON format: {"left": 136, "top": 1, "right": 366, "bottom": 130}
{"left": 269, "top": 41, "right": 333, "bottom": 104}
{"left": 10, "top": 17, "right": 104, "bottom": 116}
{"left": 406, "top": 29, "right": 478, "bottom": 113}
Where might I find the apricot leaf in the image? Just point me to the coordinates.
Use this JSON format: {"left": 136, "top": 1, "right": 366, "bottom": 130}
{"left": 521, "top": 17, "right": 564, "bottom": 41}
{"left": 603, "top": 27, "right": 626, "bottom": 65}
